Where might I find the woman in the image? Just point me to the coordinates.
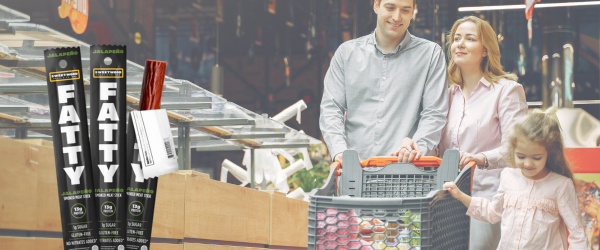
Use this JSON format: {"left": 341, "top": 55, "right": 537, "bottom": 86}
{"left": 438, "top": 16, "right": 528, "bottom": 249}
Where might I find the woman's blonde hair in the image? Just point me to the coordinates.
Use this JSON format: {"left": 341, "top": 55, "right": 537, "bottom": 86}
{"left": 505, "top": 112, "right": 574, "bottom": 181}
{"left": 445, "top": 16, "right": 518, "bottom": 87}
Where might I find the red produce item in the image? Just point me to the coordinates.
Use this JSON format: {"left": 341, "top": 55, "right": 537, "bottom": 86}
{"left": 337, "top": 237, "right": 350, "bottom": 245}
{"left": 317, "top": 245, "right": 326, "bottom": 250}
{"left": 348, "top": 241, "right": 362, "bottom": 249}
{"left": 325, "top": 233, "right": 337, "bottom": 240}
{"left": 336, "top": 246, "right": 349, "bottom": 250}
{"left": 360, "top": 221, "right": 374, "bottom": 229}
{"left": 360, "top": 220, "right": 374, "bottom": 234}
{"left": 317, "top": 212, "right": 327, "bottom": 220}
{"left": 349, "top": 209, "right": 358, "bottom": 216}
{"left": 348, "top": 233, "right": 360, "bottom": 240}
{"left": 326, "top": 208, "right": 338, "bottom": 215}
{"left": 360, "top": 238, "right": 373, "bottom": 244}
{"left": 326, "top": 216, "right": 339, "bottom": 224}
{"left": 317, "top": 237, "right": 326, "bottom": 244}
{"left": 337, "top": 220, "right": 350, "bottom": 228}
{"left": 349, "top": 225, "right": 361, "bottom": 233}
{"left": 317, "top": 229, "right": 326, "bottom": 236}
{"left": 326, "top": 225, "right": 338, "bottom": 232}
{"left": 349, "top": 217, "right": 361, "bottom": 224}
{"left": 337, "top": 229, "right": 350, "bottom": 236}
{"left": 325, "top": 241, "right": 338, "bottom": 248}
{"left": 338, "top": 212, "right": 351, "bottom": 220}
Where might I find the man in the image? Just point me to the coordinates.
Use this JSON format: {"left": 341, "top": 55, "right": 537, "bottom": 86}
{"left": 320, "top": 0, "right": 448, "bottom": 164}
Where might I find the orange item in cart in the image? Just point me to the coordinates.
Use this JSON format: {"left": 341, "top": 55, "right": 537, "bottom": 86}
{"left": 566, "top": 148, "right": 600, "bottom": 249}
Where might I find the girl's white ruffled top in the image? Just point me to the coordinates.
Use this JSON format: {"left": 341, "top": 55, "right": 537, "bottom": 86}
{"left": 467, "top": 168, "right": 589, "bottom": 249}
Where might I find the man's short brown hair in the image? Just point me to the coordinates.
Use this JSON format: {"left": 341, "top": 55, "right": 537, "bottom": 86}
{"left": 378, "top": 0, "right": 417, "bottom": 7}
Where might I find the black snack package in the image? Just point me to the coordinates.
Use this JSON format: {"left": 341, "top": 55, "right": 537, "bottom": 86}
{"left": 90, "top": 45, "right": 127, "bottom": 250}
{"left": 125, "top": 125, "right": 159, "bottom": 250}
{"left": 44, "top": 47, "right": 99, "bottom": 250}
{"left": 125, "top": 60, "right": 167, "bottom": 250}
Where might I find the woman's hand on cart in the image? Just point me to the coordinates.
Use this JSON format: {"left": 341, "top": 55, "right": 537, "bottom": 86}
{"left": 391, "top": 137, "right": 421, "bottom": 163}
{"left": 459, "top": 151, "right": 486, "bottom": 170}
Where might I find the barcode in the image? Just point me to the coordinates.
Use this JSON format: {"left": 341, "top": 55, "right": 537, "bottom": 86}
{"left": 164, "top": 138, "right": 174, "bottom": 158}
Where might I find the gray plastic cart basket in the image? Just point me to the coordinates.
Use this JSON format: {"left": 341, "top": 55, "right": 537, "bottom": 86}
{"left": 308, "top": 150, "right": 472, "bottom": 250}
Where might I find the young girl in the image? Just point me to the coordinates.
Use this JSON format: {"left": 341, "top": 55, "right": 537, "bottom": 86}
{"left": 443, "top": 107, "right": 589, "bottom": 249}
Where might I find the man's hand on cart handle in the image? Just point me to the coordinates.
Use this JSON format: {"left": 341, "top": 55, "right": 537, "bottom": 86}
{"left": 391, "top": 137, "right": 421, "bottom": 163}
{"left": 334, "top": 153, "right": 343, "bottom": 165}
{"left": 333, "top": 153, "right": 362, "bottom": 166}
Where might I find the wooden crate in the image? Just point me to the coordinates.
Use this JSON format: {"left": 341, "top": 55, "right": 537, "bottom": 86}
{"left": 151, "top": 243, "right": 185, "bottom": 250}
{"left": 25, "top": 139, "right": 63, "bottom": 232}
{"left": 184, "top": 243, "right": 265, "bottom": 250}
{"left": 151, "top": 170, "right": 210, "bottom": 239}
{"left": 184, "top": 176, "right": 271, "bottom": 244}
{"left": 0, "top": 137, "right": 40, "bottom": 231}
{"left": 34, "top": 237, "right": 63, "bottom": 250}
{"left": 151, "top": 172, "right": 187, "bottom": 239}
{"left": 0, "top": 236, "right": 36, "bottom": 250}
{"left": 0, "top": 237, "right": 178, "bottom": 250}
{"left": 268, "top": 191, "right": 309, "bottom": 248}
{"left": 177, "top": 170, "right": 210, "bottom": 178}
{"left": 0, "top": 236, "right": 62, "bottom": 250}
{"left": 0, "top": 138, "right": 73, "bottom": 232}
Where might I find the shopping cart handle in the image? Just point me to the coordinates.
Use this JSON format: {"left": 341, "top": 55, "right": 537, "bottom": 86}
{"left": 331, "top": 158, "right": 475, "bottom": 168}
{"left": 332, "top": 158, "right": 475, "bottom": 176}
{"left": 469, "top": 160, "right": 476, "bottom": 192}
{"left": 360, "top": 156, "right": 444, "bottom": 167}
{"left": 331, "top": 161, "right": 341, "bottom": 169}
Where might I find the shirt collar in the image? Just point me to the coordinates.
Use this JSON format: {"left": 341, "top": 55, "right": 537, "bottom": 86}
{"left": 370, "top": 29, "right": 412, "bottom": 55}
{"left": 479, "top": 77, "right": 492, "bottom": 87}
{"left": 450, "top": 84, "right": 460, "bottom": 94}
{"left": 451, "top": 76, "right": 491, "bottom": 94}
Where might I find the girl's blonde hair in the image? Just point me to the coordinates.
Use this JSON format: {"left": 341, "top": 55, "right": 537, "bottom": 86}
{"left": 505, "top": 112, "right": 574, "bottom": 181}
{"left": 445, "top": 16, "right": 518, "bottom": 87}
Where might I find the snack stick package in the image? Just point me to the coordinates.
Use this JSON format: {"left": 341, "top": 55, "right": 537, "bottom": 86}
{"left": 90, "top": 45, "right": 127, "bottom": 249}
{"left": 125, "top": 60, "right": 167, "bottom": 250}
{"left": 44, "top": 47, "right": 99, "bottom": 250}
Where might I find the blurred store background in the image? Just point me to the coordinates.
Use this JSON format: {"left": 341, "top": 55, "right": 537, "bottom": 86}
{"left": 1, "top": 0, "right": 600, "bottom": 178}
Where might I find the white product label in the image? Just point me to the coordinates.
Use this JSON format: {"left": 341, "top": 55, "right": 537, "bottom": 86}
{"left": 130, "top": 109, "right": 178, "bottom": 179}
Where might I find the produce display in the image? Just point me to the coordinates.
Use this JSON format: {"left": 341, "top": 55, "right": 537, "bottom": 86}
{"left": 575, "top": 179, "right": 600, "bottom": 250}
{"left": 315, "top": 208, "right": 422, "bottom": 250}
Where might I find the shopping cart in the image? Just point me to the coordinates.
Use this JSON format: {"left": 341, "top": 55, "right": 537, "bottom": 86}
{"left": 308, "top": 149, "right": 473, "bottom": 250}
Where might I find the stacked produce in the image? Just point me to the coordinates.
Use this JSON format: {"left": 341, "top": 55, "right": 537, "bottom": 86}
{"left": 315, "top": 208, "right": 422, "bottom": 250}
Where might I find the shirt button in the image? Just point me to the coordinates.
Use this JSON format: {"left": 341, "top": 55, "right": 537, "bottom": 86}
{"left": 384, "top": 57, "right": 388, "bottom": 60}
{"left": 378, "top": 120, "right": 382, "bottom": 123}
{"left": 375, "top": 142, "right": 379, "bottom": 145}
{"left": 382, "top": 77, "right": 387, "bottom": 81}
